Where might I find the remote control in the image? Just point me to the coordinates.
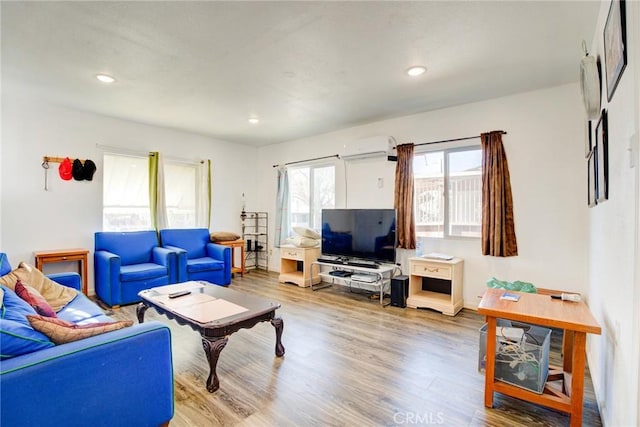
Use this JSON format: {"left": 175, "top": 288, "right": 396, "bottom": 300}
{"left": 168, "top": 290, "right": 191, "bottom": 299}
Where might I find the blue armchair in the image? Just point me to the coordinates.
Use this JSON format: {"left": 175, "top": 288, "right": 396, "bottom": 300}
{"left": 159, "top": 228, "right": 231, "bottom": 286}
{"left": 94, "top": 231, "right": 178, "bottom": 307}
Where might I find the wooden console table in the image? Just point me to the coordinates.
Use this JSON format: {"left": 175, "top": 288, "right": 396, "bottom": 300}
{"left": 478, "top": 288, "right": 601, "bottom": 427}
{"left": 34, "top": 248, "right": 89, "bottom": 295}
{"left": 217, "top": 240, "right": 245, "bottom": 277}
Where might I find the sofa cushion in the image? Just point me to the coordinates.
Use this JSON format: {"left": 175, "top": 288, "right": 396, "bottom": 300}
{"left": 0, "top": 318, "right": 55, "bottom": 359}
{"left": 27, "top": 315, "right": 133, "bottom": 345}
{"left": 210, "top": 231, "right": 241, "bottom": 242}
{"left": 120, "top": 263, "right": 167, "bottom": 282}
{"left": 56, "top": 293, "right": 105, "bottom": 323}
{"left": 15, "top": 280, "right": 57, "bottom": 317}
{"left": 0, "top": 262, "right": 78, "bottom": 312}
{"left": 187, "top": 257, "right": 224, "bottom": 273}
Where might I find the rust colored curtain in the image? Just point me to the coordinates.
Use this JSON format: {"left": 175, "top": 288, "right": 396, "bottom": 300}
{"left": 481, "top": 131, "right": 518, "bottom": 256}
{"left": 394, "top": 143, "right": 416, "bottom": 249}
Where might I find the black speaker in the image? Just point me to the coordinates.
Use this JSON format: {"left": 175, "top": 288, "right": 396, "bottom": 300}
{"left": 391, "top": 275, "right": 409, "bottom": 308}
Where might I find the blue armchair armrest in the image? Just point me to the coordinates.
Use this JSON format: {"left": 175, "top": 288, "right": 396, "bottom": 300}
{"left": 94, "top": 250, "right": 121, "bottom": 306}
{"left": 163, "top": 245, "right": 187, "bottom": 283}
{"left": 206, "top": 243, "right": 231, "bottom": 284}
{"left": 47, "top": 272, "right": 81, "bottom": 292}
{"left": 0, "top": 321, "right": 174, "bottom": 427}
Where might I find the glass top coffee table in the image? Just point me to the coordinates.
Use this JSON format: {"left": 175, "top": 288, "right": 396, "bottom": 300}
{"left": 137, "top": 281, "right": 285, "bottom": 392}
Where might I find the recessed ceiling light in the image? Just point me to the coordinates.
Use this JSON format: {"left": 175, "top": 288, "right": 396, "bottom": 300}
{"left": 406, "top": 66, "right": 427, "bottom": 77}
{"left": 96, "top": 74, "right": 116, "bottom": 83}
{"left": 248, "top": 117, "right": 259, "bottom": 125}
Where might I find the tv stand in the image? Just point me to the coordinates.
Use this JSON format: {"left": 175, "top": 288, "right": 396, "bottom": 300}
{"left": 310, "top": 260, "right": 396, "bottom": 305}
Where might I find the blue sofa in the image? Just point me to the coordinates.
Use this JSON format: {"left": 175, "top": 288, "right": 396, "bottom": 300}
{"left": 95, "top": 231, "right": 179, "bottom": 307}
{"left": 160, "top": 228, "right": 231, "bottom": 286}
{"left": 0, "top": 253, "right": 174, "bottom": 427}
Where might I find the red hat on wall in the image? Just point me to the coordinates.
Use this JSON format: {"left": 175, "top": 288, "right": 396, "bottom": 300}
{"left": 59, "top": 157, "right": 73, "bottom": 181}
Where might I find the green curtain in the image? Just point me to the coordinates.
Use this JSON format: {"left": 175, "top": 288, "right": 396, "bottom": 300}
{"left": 149, "top": 152, "right": 159, "bottom": 230}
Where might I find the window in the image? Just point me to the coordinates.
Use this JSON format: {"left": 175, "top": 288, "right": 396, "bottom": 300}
{"left": 414, "top": 146, "right": 482, "bottom": 238}
{"left": 164, "top": 162, "right": 197, "bottom": 228}
{"left": 103, "top": 154, "right": 199, "bottom": 231}
{"left": 103, "top": 153, "right": 151, "bottom": 231}
{"left": 289, "top": 164, "right": 335, "bottom": 231}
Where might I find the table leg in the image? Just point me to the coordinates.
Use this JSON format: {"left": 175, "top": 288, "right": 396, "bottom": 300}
{"left": 202, "top": 337, "right": 228, "bottom": 392}
{"left": 563, "top": 330, "right": 575, "bottom": 373}
{"left": 569, "top": 332, "right": 587, "bottom": 427}
{"left": 136, "top": 303, "right": 149, "bottom": 323}
{"left": 271, "top": 317, "right": 285, "bottom": 357}
{"left": 484, "top": 316, "right": 497, "bottom": 408}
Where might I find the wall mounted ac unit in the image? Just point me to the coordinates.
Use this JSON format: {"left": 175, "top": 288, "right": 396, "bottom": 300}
{"left": 341, "top": 136, "right": 397, "bottom": 161}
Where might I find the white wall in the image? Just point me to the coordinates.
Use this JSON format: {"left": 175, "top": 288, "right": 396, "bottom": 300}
{"left": 257, "top": 83, "right": 589, "bottom": 309}
{"left": 0, "top": 93, "right": 257, "bottom": 294}
{"left": 586, "top": 1, "right": 640, "bottom": 425}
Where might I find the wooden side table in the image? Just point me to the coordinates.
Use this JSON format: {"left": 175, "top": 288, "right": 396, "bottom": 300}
{"left": 34, "top": 248, "right": 89, "bottom": 295}
{"left": 279, "top": 245, "right": 320, "bottom": 287}
{"left": 217, "top": 240, "right": 245, "bottom": 277}
{"left": 478, "top": 288, "right": 601, "bottom": 427}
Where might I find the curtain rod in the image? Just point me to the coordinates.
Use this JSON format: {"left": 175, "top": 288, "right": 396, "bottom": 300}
{"left": 272, "top": 154, "right": 339, "bottom": 168}
{"left": 413, "top": 130, "right": 507, "bottom": 147}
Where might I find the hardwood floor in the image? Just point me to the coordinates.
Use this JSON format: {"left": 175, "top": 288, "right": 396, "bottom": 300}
{"left": 111, "top": 271, "right": 601, "bottom": 426}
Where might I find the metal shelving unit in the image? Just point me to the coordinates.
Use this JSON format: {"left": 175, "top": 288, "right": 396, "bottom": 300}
{"left": 241, "top": 211, "right": 268, "bottom": 271}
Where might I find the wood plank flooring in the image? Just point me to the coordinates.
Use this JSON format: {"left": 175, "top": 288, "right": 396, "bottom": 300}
{"left": 110, "top": 271, "right": 601, "bottom": 426}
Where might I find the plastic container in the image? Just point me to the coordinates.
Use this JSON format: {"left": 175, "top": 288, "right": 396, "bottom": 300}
{"left": 478, "top": 320, "right": 551, "bottom": 394}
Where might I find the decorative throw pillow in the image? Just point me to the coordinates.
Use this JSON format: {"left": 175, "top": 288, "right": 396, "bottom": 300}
{"left": 0, "top": 318, "right": 55, "bottom": 359}
{"left": 27, "top": 315, "right": 133, "bottom": 345}
{"left": 14, "top": 280, "right": 57, "bottom": 318}
{"left": 210, "top": 231, "right": 241, "bottom": 242}
{"left": 1, "top": 285, "right": 38, "bottom": 325}
{"left": 292, "top": 226, "right": 321, "bottom": 240}
{"left": 0, "top": 262, "right": 78, "bottom": 312}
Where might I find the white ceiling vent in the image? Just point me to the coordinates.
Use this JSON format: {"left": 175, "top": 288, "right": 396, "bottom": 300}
{"left": 341, "top": 136, "right": 396, "bottom": 161}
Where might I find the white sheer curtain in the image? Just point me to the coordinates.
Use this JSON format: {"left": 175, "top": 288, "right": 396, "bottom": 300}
{"left": 196, "top": 160, "right": 211, "bottom": 229}
{"left": 274, "top": 166, "right": 290, "bottom": 247}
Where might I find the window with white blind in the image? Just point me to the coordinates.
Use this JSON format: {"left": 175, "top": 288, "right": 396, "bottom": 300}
{"left": 413, "top": 146, "right": 482, "bottom": 238}
{"left": 163, "top": 162, "right": 197, "bottom": 228}
{"left": 103, "top": 154, "right": 199, "bottom": 231}
{"left": 289, "top": 164, "right": 336, "bottom": 232}
{"left": 103, "top": 153, "right": 151, "bottom": 231}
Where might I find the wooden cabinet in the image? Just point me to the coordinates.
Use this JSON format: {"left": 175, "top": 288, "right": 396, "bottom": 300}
{"left": 279, "top": 246, "right": 320, "bottom": 287}
{"left": 407, "top": 257, "right": 463, "bottom": 316}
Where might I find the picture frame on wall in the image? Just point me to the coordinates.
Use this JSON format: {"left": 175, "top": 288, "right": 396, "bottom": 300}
{"left": 587, "top": 150, "right": 597, "bottom": 208}
{"left": 604, "top": 0, "right": 627, "bottom": 101}
{"left": 595, "top": 109, "right": 608, "bottom": 203}
{"left": 585, "top": 120, "right": 592, "bottom": 158}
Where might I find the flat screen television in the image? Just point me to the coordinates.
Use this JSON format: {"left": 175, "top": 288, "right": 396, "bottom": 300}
{"left": 321, "top": 208, "right": 396, "bottom": 263}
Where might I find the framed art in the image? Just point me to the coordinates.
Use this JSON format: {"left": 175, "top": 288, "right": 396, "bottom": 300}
{"left": 595, "top": 109, "right": 608, "bottom": 203}
{"left": 585, "top": 120, "right": 592, "bottom": 158}
{"left": 604, "top": 0, "right": 627, "bottom": 101}
{"left": 588, "top": 150, "right": 597, "bottom": 208}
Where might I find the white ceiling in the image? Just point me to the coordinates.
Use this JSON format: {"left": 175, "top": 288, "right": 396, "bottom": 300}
{"left": 2, "top": 1, "right": 599, "bottom": 146}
